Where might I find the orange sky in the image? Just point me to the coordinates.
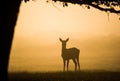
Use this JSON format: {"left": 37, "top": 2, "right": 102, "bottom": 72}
{"left": 9, "top": 0, "right": 120, "bottom": 72}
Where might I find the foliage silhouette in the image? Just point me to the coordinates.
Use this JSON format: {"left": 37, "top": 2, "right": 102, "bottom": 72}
{"left": 52, "top": 0, "right": 120, "bottom": 14}
{"left": 25, "top": 0, "right": 120, "bottom": 14}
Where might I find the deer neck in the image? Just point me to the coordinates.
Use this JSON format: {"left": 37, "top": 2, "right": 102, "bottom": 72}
{"left": 62, "top": 45, "right": 67, "bottom": 54}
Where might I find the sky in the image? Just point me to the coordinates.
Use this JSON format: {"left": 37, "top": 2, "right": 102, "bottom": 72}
{"left": 8, "top": 0, "right": 120, "bottom": 72}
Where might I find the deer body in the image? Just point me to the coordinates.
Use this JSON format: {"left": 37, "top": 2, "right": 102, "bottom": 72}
{"left": 62, "top": 48, "right": 79, "bottom": 60}
{"left": 59, "top": 38, "right": 80, "bottom": 71}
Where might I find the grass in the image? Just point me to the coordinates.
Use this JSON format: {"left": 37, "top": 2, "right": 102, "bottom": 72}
{"left": 8, "top": 70, "right": 120, "bottom": 81}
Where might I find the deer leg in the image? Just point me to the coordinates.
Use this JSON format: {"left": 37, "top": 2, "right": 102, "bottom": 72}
{"left": 63, "top": 60, "right": 66, "bottom": 71}
{"left": 73, "top": 59, "right": 77, "bottom": 71}
{"left": 77, "top": 58, "right": 80, "bottom": 71}
{"left": 67, "top": 60, "right": 69, "bottom": 71}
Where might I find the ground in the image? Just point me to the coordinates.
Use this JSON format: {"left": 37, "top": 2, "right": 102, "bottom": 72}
{"left": 9, "top": 71, "right": 120, "bottom": 81}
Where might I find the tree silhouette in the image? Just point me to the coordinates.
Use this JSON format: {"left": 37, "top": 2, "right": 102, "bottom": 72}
{"left": 25, "top": 0, "right": 120, "bottom": 14}
{"left": 0, "top": 0, "right": 120, "bottom": 81}
{"left": 0, "top": 0, "right": 21, "bottom": 81}
{"left": 50, "top": 0, "right": 120, "bottom": 14}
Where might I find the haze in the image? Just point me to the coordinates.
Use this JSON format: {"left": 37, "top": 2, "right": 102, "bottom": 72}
{"left": 8, "top": 0, "right": 120, "bottom": 72}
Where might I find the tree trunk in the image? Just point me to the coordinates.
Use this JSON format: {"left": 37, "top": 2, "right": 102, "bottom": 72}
{"left": 0, "top": 0, "right": 21, "bottom": 81}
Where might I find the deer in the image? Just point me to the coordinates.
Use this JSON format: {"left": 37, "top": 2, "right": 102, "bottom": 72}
{"left": 59, "top": 38, "right": 80, "bottom": 72}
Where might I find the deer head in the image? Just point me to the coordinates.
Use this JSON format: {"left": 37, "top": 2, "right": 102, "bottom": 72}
{"left": 59, "top": 38, "right": 69, "bottom": 49}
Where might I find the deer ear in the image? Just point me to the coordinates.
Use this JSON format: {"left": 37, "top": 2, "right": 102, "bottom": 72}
{"left": 66, "top": 38, "right": 69, "bottom": 42}
{"left": 59, "top": 38, "right": 62, "bottom": 42}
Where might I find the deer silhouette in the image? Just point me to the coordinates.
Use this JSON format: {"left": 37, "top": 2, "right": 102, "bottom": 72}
{"left": 59, "top": 38, "right": 80, "bottom": 71}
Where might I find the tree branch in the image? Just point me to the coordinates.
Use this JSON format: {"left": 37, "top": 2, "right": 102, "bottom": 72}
{"left": 51, "top": 0, "right": 120, "bottom": 14}
{"left": 24, "top": 0, "right": 120, "bottom": 14}
{"left": 89, "top": 3, "right": 120, "bottom": 14}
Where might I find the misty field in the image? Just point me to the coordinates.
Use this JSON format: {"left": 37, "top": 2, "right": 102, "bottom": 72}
{"left": 8, "top": 71, "right": 120, "bottom": 81}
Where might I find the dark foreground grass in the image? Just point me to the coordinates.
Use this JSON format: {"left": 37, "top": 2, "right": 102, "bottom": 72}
{"left": 9, "top": 71, "right": 120, "bottom": 81}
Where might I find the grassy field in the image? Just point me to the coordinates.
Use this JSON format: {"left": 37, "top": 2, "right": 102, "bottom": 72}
{"left": 8, "top": 71, "right": 120, "bottom": 81}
